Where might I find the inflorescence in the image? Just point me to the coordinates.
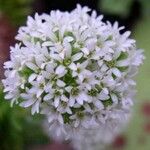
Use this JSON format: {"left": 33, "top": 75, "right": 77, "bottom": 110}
{"left": 2, "top": 5, "right": 144, "bottom": 150}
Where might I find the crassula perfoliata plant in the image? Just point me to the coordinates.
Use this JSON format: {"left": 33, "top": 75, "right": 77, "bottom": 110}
{"left": 2, "top": 5, "right": 144, "bottom": 150}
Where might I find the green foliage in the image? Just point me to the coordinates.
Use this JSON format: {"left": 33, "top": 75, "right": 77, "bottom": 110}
{"left": 0, "top": 87, "right": 49, "bottom": 150}
{"left": 99, "top": 0, "right": 133, "bottom": 18}
{"left": 0, "top": 0, "right": 32, "bottom": 26}
{"left": 122, "top": 17, "right": 150, "bottom": 150}
{"left": 99, "top": 0, "right": 150, "bottom": 18}
{"left": 139, "top": 0, "right": 150, "bottom": 17}
{"left": 0, "top": 89, "right": 22, "bottom": 150}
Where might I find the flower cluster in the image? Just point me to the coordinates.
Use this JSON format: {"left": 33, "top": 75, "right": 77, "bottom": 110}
{"left": 2, "top": 5, "right": 144, "bottom": 150}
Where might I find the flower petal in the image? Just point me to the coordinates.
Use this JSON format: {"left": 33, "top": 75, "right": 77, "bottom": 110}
{"left": 72, "top": 52, "right": 83, "bottom": 61}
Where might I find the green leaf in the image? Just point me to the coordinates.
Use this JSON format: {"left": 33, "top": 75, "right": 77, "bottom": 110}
{"left": 99, "top": 0, "right": 133, "bottom": 18}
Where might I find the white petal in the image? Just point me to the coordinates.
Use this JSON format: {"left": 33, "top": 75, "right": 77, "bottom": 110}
{"left": 59, "top": 51, "right": 65, "bottom": 59}
{"left": 66, "top": 108, "right": 72, "bottom": 114}
{"left": 64, "top": 36, "right": 74, "bottom": 42}
{"left": 50, "top": 53, "right": 62, "bottom": 61}
{"left": 69, "top": 97, "right": 75, "bottom": 107}
{"left": 3, "top": 87, "right": 12, "bottom": 93}
{"left": 26, "top": 62, "right": 38, "bottom": 71}
{"left": 44, "top": 84, "right": 52, "bottom": 92}
{"left": 44, "top": 94, "right": 53, "bottom": 101}
{"left": 122, "top": 98, "right": 133, "bottom": 109}
{"left": 61, "top": 95, "right": 68, "bottom": 102}
{"left": 37, "top": 75, "right": 43, "bottom": 82}
{"left": 117, "top": 59, "right": 129, "bottom": 67}
{"left": 80, "top": 60, "right": 89, "bottom": 69}
{"left": 55, "top": 65, "right": 66, "bottom": 77}
{"left": 42, "top": 41, "right": 53, "bottom": 47}
{"left": 31, "top": 100, "right": 40, "bottom": 115}
{"left": 54, "top": 97, "right": 60, "bottom": 107}
{"left": 28, "top": 74, "right": 37, "bottom": 82}
{"left": 128, "top": 79, "right": 136, "bottom": 85}
{"left": 35, "top": 57, "right": 43, "bottom": 68}
{"left": 36, "top": 89, "right": 43, "bottom": 98}
{"left": 10, "top": 70, "right": 17, "bottom": 78}
{"left": 99, "top": 89, "right": 110, "bottom": 100}
{"left": 20, "top": 99, "right": 35, "bottom": 108}
{"left": 112, "top": 68, "right": 121, "bottom": 77}
{"left": 56, "top": 79, "right": 66, "bottom": 87}
{"left": 102, "top": 88, "right": 109, "bottom": 95}
{"left": 84, "top": 104, "right": 92, "bottom": 112}
{"left": 94, "top": 100, "right": 104, "bottom": 109}
{"left": 21, "top": 93, "right": 31, "bottom": 99}
{"left": 58, "top": 114, "right": 64, "bottom": 124}
{"left": 78, "top": 74, "right": 84, "bottom": 82}
{"left": 46, "top": 63, "right": 55, "bottom": 73}
{"left": 98, "top": 60, "right": 103, "bottom": 67}
{"left": 81, "top": 47, "right": 89, "bottom": 55}
{"left": 69, "top": 63, "right": 77, "bottom": 71}
{"left": 74, "top": 120, "right": 80, "bottom": 128}
{"left": 80, "top": 93, "right": 88, "bottom": 102}
{"left": 72, "top": 52, "right": 83, "bottom": 61}
{"left": 76, "top": 97, "right": 83, "bottom": 105}
{"left": 48, "top": 116, "right": 55, "bottom": 123}
{"left": 101, "top": 64, "right": 108, "bottom": 72}
{"left": 63, "top": 41, "right": 72, "bottom": 58}
{"left": 65, "top": 86, "right": 72, "bottom": 92}
{"left": 86, "top": 38, "right": 97, "bottom": 50}
{"left": 104, "top": 55, "right": 113, "bottom": 61}
{"left": 4, "top": 61, "right": 13, "bottom": 68}
{"left": 111, "top": 93, "right": 118, "bottom": 104}
{"left": 123, "top": 31, "right": 131, "bottom": 38}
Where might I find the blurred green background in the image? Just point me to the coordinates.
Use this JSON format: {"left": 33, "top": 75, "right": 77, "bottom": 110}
{"left": 0, "top": 0, "right": 150, "bottom": 150}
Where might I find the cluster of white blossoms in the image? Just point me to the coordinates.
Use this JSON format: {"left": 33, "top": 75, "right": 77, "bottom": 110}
{"left": 2, "top": 5, "right": 144, "bottom": 150}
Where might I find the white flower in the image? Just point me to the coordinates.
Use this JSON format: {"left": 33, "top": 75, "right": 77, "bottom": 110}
{"left": 2, "top": 4, "right": 144, "bottom": 150}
